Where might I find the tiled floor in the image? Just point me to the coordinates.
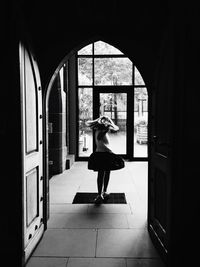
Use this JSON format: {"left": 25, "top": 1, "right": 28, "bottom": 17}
{"left": 26, "top": 161, "right": 165, "bottom": 267}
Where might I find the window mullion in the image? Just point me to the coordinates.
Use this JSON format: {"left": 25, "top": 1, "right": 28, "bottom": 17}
{"left": 92, "top": 42, "right": 94, "bottom": 88}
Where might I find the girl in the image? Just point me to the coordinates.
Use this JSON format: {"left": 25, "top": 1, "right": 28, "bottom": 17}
{"left": 86, "top": 115, "right": 125, "bottom": 204}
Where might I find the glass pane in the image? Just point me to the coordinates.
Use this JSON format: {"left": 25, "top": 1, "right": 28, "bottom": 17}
{"left": 134, "top": 87, "right": 148, "bottom": 157}
{"left": 100, "top": 93, "right": 127, "bottom": 154}
{"left": 135, "top": 66, "right": 145, "bottom": 85}
{"left": 78, "top": 88, "right": 93, "bottom": 157}
{"left": 94, "top": 41, "right": 123, "bottom": 55}
{"left": 78, "top": 58, "right": 93, "bottom": 85}
{"left": 78, "top": 44, "right": 93, "bottom": 55}
{"left": 25, "top": 49, "right": 37, "bottom": 153}
{"left": 94, "top": 58, "right": 132, "bottom": 85}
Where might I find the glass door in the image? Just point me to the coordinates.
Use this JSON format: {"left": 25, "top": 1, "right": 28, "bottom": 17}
{"left": 93, "top": 87, "right": 131, "bottom": 158}
{"left": 77, "top": 86, "right": 148, "bottom": 159}
{"left": 78, "top": 87, "right": 130, "bottom": 158}
{"left": 99, "top": 92, "right": 127, "bottom": 155}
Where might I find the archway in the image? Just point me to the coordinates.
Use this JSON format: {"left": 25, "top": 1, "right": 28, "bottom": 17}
{"left": 44, "top": 38, "right": 149, "bottom": 220}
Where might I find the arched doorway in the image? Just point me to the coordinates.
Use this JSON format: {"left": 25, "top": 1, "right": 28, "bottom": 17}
{"left": 40, "top": 39, "right": 166, "bottom": 266}
{"left": 45, "top": 40, "right": 148, "bottom": 178}
{"left": 44, "top": 39, "right": 149, "bottom": 220}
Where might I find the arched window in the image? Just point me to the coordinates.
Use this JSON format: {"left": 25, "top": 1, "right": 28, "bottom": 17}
{"left": 77, "top": 41, "right": 148, "bottom": 159}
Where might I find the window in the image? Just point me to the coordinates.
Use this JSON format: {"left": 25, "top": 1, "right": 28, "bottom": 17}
{"left": 77, "top": 41, "right": 148, "bottom": 159}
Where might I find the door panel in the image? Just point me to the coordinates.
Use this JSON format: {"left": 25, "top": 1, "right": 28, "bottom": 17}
{"left": 26, "top": 168, "right": 39, "bottom": 225}
{"left": 149, "top": 152, "right": 170, "bottom": 256}
{"left": 20, "top": 43, "right": 44, "bottom": 263}
{"left": 148, "top": 35, "right": 173, "bottom": 262}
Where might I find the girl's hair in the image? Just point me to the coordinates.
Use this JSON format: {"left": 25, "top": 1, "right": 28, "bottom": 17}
{"left": 86, "top": 115, "right": 119, "bottom": 131}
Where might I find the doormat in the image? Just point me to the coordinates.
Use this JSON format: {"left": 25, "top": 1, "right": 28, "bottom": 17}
{"left": 72, "top": 192, "right": 127, "bottom": 204}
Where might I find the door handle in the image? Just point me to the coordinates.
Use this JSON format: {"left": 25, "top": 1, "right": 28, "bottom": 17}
{"left": 152, "top": 136, "right": 170, "bottom": 148}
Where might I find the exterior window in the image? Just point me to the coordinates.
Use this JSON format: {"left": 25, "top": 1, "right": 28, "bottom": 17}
{"left": 77, "top": 41, "right": 148, "bottom": 159}
{"left": 94, "top": 58, "right": 132, "bottom": 85}
{"left": 78, "top": 88, "right": 93, "bottom": 156}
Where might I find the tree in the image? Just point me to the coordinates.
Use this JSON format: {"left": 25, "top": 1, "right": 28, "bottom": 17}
{"left": 79, "top": 88, "right": 92, "bottom": 132}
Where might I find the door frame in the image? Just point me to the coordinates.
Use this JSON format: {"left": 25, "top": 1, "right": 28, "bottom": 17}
{"left": 93, "top": 86, "right": 133, "bottom": 159}
{"left": 77, "top": 85, "right": 148, "bottom": 161}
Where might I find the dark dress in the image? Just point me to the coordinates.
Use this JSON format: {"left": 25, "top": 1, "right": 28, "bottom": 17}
{"left": 88, "top": 151, "right": 125, "bottom": 171}
{"left": 88, "top": 127, "right": 125, "bottom": 172}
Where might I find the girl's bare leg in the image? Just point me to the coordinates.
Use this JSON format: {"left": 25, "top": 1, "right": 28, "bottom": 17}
{"left": 103, "top": 171, "right": 110, "bottom": 194}
{"left": 97, "top": 170, "right": 104, "bottom": 195}
{"left": 94, "top": 171, "right": 105, "bottom": 204}
{"left": 102, "top": 171, "right": 110, "bottom": 200}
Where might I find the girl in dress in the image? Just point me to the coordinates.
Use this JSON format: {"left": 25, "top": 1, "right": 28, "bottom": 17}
{"left": 86, "top": 115, "right": 125, "bottom": 204}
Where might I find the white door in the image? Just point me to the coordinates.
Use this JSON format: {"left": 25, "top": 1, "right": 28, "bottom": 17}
{"left": 19, "top": 43, "right": 44, "bottom": 263}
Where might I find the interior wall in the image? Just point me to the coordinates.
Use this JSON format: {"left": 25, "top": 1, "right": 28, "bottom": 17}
{"left": 20, "top": 0, "right": 168, "bottom": 94}
{"left": 68, "top": 54, "right": 77, "bottom": 155}
{"left": 1, "top": 47, "right": 23, "bottom": 265}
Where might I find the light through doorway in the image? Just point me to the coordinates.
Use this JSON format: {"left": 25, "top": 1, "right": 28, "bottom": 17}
{"left": 77, "top": 41, "right": 148, "bottom": 160}
{"left": 99, "top": 92, "right": 127, "bottom": 154}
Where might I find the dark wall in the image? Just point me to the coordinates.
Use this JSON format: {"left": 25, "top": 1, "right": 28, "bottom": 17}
{"left": 18, "top": 0, "right": 169, "bottom": 91}
{"left": 68, "top": 55, "right": 77, "bottom": 155}
{"left": 2, "top": 1, "right": 200, "bottom": 266}
{"left": 169, "top": 8, "right": 200, "bottom": 266}
{"left": 1, "top": 3, "right": 23, "bottom": 266}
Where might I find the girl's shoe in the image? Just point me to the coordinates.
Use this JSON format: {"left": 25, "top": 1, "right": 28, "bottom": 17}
{"left": 94, "top": 195, "right": 103, "bottom": 205}
{"left": 102, "top": 192, "right": 110, "bottom": 200}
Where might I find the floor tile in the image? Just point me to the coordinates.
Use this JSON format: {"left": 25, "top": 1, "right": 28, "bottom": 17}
{"left": 96, "top": 229, "right": 159, "bottom": 258}
{"left": 126, "top": 213, "right": 147, "bottom": 228}
{"left": 78, "top": 185, "right": 97, "bottom": 192}
{"left": 126, "top": 258, "right": 165, "bottom": 267}
{"left": 27, "top": 162, "right": 156, "bottom": 265}
{"left": 67, "top": 258, "right": 126, "bottom": 267}
{"left": 50, "top": 177, "right": 80, "bottom": 186}
{"left": 48, "top": 213, "right": 128, "bottom": 229}
{"left": 50, "top": 193, "right": 75, "bottom": 203}
{"left": 88, "top": 204, "right": 132, "bottom": 214}
{"left": 109, "top": 185, "right": 136, "bottom": 193}
{"left": 33, "top": 229, "right": 96, "bottom": 257}
{"left": 50, "top": 204, "right": 88, "bottom": 213}
{"left": 125, "top": 191, "right": 140, "bottom": 202}
{"left": 50, "top": 185, "right": 79, "bottom": 195}
{"left": 26, "top": 257, "right": 68, "bottom": 267}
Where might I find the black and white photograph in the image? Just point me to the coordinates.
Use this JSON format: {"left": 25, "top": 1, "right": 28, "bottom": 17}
{"left": 1, "top": 1, "right": 199, "bottom": 266}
